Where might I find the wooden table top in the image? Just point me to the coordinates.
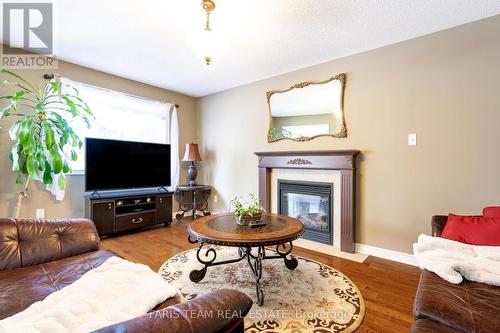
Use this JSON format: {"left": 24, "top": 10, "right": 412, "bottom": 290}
{"left": 188, "top": 212, "right": 304, "bottom": 246}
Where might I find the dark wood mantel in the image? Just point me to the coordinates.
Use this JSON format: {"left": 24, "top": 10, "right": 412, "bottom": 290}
{"left": 255, "top": 150, "right": 360, "bottom": 253}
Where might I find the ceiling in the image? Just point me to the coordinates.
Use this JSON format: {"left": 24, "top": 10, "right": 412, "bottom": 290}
{"left": 6, "top": 1, "right": 500, "bottom": 97}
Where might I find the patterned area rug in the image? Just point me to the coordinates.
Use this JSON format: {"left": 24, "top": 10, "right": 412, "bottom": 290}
{"left": 159, "top": 246, "right": 365, "bottom": 332}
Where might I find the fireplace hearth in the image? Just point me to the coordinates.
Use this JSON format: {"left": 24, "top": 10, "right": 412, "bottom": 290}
{"left": 278, "top": 180, "right": 333, "bottom": 245}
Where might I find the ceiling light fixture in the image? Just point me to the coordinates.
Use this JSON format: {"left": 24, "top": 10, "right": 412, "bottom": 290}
{"left": 200, "top": 0, "right": 216, "bottom": 65}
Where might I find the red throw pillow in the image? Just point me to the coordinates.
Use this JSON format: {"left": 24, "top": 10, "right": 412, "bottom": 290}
{"left": 483, "top": 206, "right": 500, "bottom": 218}
{"left": 442, "top": 214, "right": 500, "bottom": 246}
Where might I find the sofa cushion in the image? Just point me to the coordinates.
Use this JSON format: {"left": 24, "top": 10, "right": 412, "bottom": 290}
{"left": 414, "top": 270, "right": 500, "bottom": 333}
{"left": 483, "top": 206, "right": 500, "bottom": 218}
{"left": 0, "top": 249, "right": 116, "bottom": 319}
{"left": 441, "top": 214, "right": 500, "bottom": 246}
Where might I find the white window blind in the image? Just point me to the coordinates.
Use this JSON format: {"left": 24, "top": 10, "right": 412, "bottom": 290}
{"left": 60, "top": 78, "right": 172, "bottom": 172}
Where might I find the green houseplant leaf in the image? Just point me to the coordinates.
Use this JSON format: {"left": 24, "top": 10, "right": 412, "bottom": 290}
{"left": 42, "top": 161, "right": 53, "bottom": 184}
{"left": 58, "top": 174, "right": 66, "bottom": 190}
{"left": 43, "top": 122, "right": 55, "bottom": 149}
{"left": 50, "top": 145, "right": 63, "bottom": 174}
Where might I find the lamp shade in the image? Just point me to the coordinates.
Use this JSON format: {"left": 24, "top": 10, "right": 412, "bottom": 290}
{"left": 182, "top": 143, "right": 202, "bottom": 161}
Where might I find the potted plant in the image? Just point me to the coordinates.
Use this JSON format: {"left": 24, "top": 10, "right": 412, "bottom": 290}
{"left": 230, "top": 194, "right": 266, "bottom": 226}
{"left": 0, "top": 69, "right": 93, "bottom": 217}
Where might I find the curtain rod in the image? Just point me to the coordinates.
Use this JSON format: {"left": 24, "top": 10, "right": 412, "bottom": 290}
{"left": 43, "top": 73, "right": 179, "bottom": 108}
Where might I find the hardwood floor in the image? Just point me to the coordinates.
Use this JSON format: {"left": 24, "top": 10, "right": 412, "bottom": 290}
{"left": 101, "top": 219, "right": 421, "bottom": 333}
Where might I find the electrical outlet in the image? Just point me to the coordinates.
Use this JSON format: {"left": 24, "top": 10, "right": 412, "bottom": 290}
{"left": 36, "top": 209, "right": 45, "bottom": 219}
{"left": 408, "top": 133, "right": 417, "bottom": 146}
{"left": 213, "top": 195, "right": 218, "bottom": 203}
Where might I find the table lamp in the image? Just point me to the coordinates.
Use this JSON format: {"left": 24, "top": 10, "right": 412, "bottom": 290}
{"left": 183, "top": 143, "right": 202, "bottom": 186}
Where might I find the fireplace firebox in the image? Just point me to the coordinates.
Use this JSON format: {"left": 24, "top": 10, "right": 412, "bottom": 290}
{"left": 278, "top": 179, "right": 333, "bottom": 245}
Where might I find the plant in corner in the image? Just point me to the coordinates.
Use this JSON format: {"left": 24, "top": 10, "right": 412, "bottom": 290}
{"left": 230, "top": 194, "right": 266, "bottom": 227}
{"left": 0, "top": 69, "right": 93, "bottom": 217}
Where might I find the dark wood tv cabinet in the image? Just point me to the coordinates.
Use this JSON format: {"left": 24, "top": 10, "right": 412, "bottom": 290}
{"left": 84, "top": 189, "right": 173, "bottom": 236}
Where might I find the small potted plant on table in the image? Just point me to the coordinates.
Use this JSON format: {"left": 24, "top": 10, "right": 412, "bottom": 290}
{"left": 230, "top": 194, "right": 266, "bottom": 227}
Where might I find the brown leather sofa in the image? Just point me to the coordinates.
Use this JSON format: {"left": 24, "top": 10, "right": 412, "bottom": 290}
{"left": 0, "top": 218, "right": 252, "bottom": 332}
{"left": 410, "top": 215, "right": 500, "bottom": 333}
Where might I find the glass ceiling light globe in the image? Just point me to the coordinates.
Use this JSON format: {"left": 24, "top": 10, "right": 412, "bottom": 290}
{"left": 188, "top": 28, "right": 227, "bottom": 65}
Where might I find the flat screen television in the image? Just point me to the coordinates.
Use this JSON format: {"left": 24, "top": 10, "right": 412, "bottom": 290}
{"left": 85, "top": 138, "right": 171, "bottom": 192}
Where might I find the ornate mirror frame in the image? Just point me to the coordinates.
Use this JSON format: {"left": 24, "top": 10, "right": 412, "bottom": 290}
{"left": 266, "top": 73, "right": 347, "bottom": 143}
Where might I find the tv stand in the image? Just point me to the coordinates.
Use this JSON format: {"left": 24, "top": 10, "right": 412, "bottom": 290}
{"left": 85, "top": 189, "right": 173, "bottom": 236}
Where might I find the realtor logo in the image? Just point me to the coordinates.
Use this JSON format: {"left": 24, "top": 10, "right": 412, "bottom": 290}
{"left": 3, "top": 3, "right": 53, "bottom": 54}
{"left": 1, "top": 2, "right": 57, "bottom": 69}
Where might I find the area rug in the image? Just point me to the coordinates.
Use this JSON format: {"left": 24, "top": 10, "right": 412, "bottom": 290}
{"left": 158, "top": 246, "right": 365, "bottom": 332}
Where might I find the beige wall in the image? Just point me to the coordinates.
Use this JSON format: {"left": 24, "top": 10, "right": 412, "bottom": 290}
{"left": 196, "top": 16, "right": 500, "bottom": 253}
{"left": 0, "top": 60, "right": 197, "bottom": 218}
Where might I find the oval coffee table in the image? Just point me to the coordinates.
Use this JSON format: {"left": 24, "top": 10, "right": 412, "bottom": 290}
{"left": 187, "top": 212, "right": 304, "bottom": 305}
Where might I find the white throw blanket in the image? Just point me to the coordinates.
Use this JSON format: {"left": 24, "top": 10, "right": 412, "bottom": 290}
{"left": 413, "top": 234, "right": 500, "bottom": 286}
{"left": 0, "top": 257, "right": 179, "bottom": 333}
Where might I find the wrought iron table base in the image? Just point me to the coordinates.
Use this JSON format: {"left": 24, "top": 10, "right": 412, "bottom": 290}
{"left": 175, "top": 187, "right": 211, "bottom": 221}
{"left": 187, "top": 236, "right": 298, "bottom": 306}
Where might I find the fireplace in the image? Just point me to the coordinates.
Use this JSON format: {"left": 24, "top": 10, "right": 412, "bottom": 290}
{"left": 278, "top": 180, "right": 333, "bottom": 245}
{"left": 255, "top": 150, "right": 359, "bottom": 253}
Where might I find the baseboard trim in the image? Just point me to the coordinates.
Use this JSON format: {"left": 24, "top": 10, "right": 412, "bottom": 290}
{"left": 355, "top": 243, "right": 417, "bottom": 266}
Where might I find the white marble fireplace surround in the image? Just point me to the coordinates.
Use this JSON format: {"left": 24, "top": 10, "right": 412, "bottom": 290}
{"left": 270, "top": 168, "right": 367, "bottom": 263}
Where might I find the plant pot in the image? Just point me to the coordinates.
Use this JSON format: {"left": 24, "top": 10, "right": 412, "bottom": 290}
{"left": 236, "top": 212, "right": 263, "bottom": 226}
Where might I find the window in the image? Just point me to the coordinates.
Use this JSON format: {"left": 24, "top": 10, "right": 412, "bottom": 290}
{"left": 282, "top": 124, "right": 330, "bottom": 138}
{"left": 60, "top": 78, "right": 172, "bottom": 172}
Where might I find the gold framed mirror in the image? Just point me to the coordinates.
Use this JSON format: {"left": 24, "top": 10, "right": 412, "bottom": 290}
{"left": 267, "top": 73, "right": 346, "bottom": 142}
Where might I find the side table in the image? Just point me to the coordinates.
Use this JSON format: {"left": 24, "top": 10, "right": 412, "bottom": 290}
{"left": 174, "top": 185, "right": 211, "bottom": 221}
